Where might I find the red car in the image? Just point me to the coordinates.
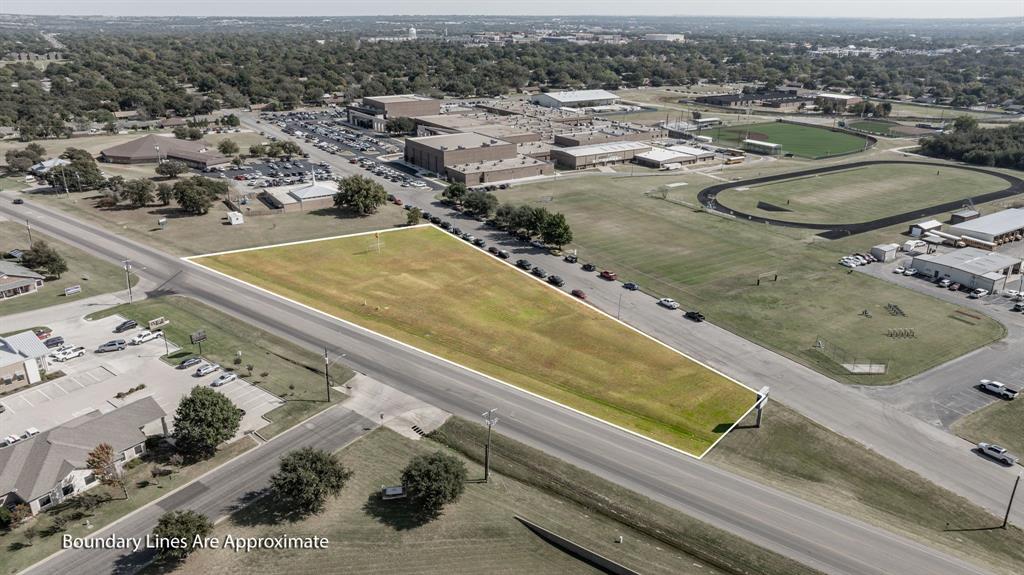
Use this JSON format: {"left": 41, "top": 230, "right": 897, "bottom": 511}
{"left": 571, "top": 289, "right": 586, "bottom": 300}
{"left": 599, "top": 270, "right": 618, "bottom": 281}
{"left": 393, "top": 198, "right": 404, "bottom": 206}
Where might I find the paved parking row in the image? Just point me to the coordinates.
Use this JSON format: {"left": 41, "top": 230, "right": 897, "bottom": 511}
{"left": 0, "top": 366, "right": 115, "bottom": 414}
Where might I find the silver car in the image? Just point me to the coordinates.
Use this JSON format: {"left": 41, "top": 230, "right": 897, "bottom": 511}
{"left": 977, "top": 442, "right": 1019, "bottom": 465}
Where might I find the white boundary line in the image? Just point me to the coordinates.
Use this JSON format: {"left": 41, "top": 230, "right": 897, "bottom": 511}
{"left": 184, "top": 225, "right": 760, "bottom": 460}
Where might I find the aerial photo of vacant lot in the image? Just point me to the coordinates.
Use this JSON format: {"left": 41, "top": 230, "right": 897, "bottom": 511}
{"left": 193, "top": 226, "right": 757, "bottom": 456}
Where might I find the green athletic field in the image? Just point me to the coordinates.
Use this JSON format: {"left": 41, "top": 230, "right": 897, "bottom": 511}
{"left": 716, "top": 164, "right": 1007, "bottom": 224}
{"left": 708, "top": 122, "right": 869, "bottom": 158}
{"left": 195, "top": 227, "right": 756, "bottom": 456}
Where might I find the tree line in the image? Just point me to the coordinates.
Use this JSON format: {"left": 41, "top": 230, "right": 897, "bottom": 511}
{"left": 918, "top": 116, "right": 1024, "bottom": 169}
{"left": 441, "top": 183, "right": 573, "bottom": 248}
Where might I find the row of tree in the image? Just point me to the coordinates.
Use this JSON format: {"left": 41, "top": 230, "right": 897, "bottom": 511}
{"left": 442, "top": 183, "right": 573, "bottom": 248}
{"left": 918, "top": 117, "right": 1024, "bottom": 170}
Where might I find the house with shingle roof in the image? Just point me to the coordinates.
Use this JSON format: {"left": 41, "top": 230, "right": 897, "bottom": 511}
{"left": 0, "top": 261, "right": 44, "bottom": 301}
{"left": 0, "top": 397, "right": 166, "bottom": 514}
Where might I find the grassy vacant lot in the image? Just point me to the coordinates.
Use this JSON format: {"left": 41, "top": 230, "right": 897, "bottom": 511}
{"left": 716, "top": 163, "right": 1006, "bottom": 224}
{"left": 0, "top": 438, "right": 254, "bottom": 575}
{"left": 26, "top": 187, "right": 407, "bottom": 256}
{"left": 165, "top": 425, "right": 812, "bottom": 575}
{"left": 953, "top": 398, "right": 1023, "bottom": 457}
{"left": 708, "top": 122, "right": 868, "bottom": 158}
{"left": 710, "top": 404, "right": 1024, "bottom": 575}
{"left": 197, "top": 227, "right": 756, "bottom": 456}
{"left": 496, "top": 172, "right": 1004, "bottom": 385}
{"left": 0, "top": 132, "right": 165, "bottom": 164}
{"left": 0, "top": 221, "right": 136, "bottom": 316}
{"left": 86, "top": 296, "right": 352, "bottom": 438}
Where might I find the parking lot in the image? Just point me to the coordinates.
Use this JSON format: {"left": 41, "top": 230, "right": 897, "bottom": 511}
{"left": 0, "top": 313, "right": 283, "bottom": 443}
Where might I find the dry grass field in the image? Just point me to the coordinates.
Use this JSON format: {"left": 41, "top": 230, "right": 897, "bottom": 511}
{"left": 196, "top": 226, "right": 756, "bottom": 456}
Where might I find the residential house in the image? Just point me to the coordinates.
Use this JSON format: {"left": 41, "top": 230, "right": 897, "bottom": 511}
{"left": 0, "top": 261, "right": 44, "bottom": 300}
{"left": 0, "top": 330, "right": 50, "bottom": 391}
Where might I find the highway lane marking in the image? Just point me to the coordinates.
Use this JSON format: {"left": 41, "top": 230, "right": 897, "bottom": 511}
{"left": 184, "top": 229, "right": 761, "bottom": 460}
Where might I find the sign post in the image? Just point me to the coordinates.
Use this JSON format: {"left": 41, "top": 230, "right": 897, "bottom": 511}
{"left": 189, "top": 330, "right": 207, "bottom": 356}
{"left": 64, "top": 285, "right": 82, "bottom": 297}
{"left": 755, "top": 386, "right": 770, "bottom": 428}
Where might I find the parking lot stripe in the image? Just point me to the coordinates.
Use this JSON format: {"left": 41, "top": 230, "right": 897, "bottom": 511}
{"left": 53, "top": 382, "right": 71, "bottom": 395}
{"left": 35, "top": 389, "right": 51, "bottom": 401}
{"left": 0, "top": 402, "right": 14, "bottom": 414}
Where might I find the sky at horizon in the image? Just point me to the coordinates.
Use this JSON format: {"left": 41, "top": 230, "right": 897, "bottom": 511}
{"left": 1, "top": 1, "right": 1022, "bottom": 20}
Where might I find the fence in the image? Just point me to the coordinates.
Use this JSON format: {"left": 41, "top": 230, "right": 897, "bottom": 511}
{"left": 813, "top": 336, "right": 888, "bottom": 374}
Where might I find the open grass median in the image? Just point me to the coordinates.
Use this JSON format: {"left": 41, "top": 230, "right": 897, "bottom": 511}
{"left": 86, "top": 295, "right": 352, "bottom": 438}
{"left": 195, "top": 226, "right": 756, "bottom": 457}
{"left": 709, "top": 403, "right": 1024, "bottom": 575}
{"left": 953, "top": 398, "right": 1024, "bottom": 459}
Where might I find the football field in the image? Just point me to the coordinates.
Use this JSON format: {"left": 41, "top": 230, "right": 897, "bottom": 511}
{"left": 191, "top": 226, "right": 757, "bottom": 457}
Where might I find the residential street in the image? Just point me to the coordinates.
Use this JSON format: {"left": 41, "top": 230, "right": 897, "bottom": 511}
{"left": 0, "top": 186, "right": 998, "bottom": 575}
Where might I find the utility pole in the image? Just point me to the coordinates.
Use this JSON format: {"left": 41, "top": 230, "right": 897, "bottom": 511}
{"left": 323, "top": 347, "right": 331, "bottom": 402}
{"left": 121, "top": 259, "right": 133, "bottom": 304}
{"left": 482, "top": 408, "right": 499, "bottom": 482}
{"left": 25, "top": 220, "right": 34, "bottom": 247}
{"left": 617, "top": 291, "right": 623, "bottom": 319}
{"left": 1003, "top": 473, "right": 1021, "bottom": 529}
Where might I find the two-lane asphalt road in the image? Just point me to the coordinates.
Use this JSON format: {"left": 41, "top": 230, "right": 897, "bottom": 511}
{"left": 2, "top": 191, "right": 995, "bottom": 575}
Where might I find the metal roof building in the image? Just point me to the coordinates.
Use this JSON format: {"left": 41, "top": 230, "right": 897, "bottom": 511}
{"left": 911, "top": 247, "right": 1022, "bottom": 293}
{"left": 550, "top": 141, "right": 651, "bottom": 169}
{"left": 530, "top": 90, "right": 620, "bottom": 109}
{"left": 947, "top": 209, "right": 1024, "bottom": 244}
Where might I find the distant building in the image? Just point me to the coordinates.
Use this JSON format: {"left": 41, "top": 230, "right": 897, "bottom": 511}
{"left": 404, "top": 132, "right": 550, "bottom": 184}
{"left": 0, "top": 397, "right": 166, "bottom": 515}
{"left": 530, "top": 90, "right": 620, "bottom": 109}
{"left": 99, "top": 134, "right": 231, "bottom": 170}
{"left": 0, "top": 329, "right": 50, "bottom": 391}
{"left": 285, "top": 182, "right": 338, "bottom": 212}
{"left": 0, "top": 262, "right": 45, "bottom": 302}
{"left": 742, "top": 139, "right": 782, "bottom": 155}
{"left": 947, "top": 208, "right": 1024, "bottom": 245}
{"left": 815, "top": 93, "right": 863, "bottom": 111}
{"left": 641, "top": 33, "right": 686, "bottom": 43}
{"left": 550, "top": 141, "right": 651, "bottom": 170}
{"left": 696, "top": 89, "right": 810, "bottom": 110}
{"left": 346, "top": 94, "right": 441, "bottom": 131}
{"left": 28, "top": 158, "right": 70, "bottom": 175}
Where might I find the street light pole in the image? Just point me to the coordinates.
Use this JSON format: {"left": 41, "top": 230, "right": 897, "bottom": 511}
{"left": 121, "top": 259, "right": 133, "bottom": 304}
{"left": 1003, "top": 473, "right": 1021, "bottom": 529}
{"left": 25, "top": 220, "right": 33, "bottom": 247}
{"left": 482, "top": 408, "right": 499, "bottom": 483}
{"left": 617, "top": 291, "right": 623, "bottom": 319}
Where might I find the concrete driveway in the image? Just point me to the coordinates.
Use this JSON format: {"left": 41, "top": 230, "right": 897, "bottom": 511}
{"left": 0, "top": 313, "right": 282, "bottom": 441}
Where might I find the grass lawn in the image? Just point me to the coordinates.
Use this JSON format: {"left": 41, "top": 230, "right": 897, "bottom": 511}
{"left": 708, "top": 122, "right": 868, "bottom": 158}
{"left": 716, "top": 163, "right": 1007, "bottom": 224}
{"left": 162, "top": 426, "right": 800, "bottom": 575}
{"left": 86, "top": 296, "right": 353, "bottom": 438}
{"left": 709, "top": 404, "right": 1024, "bottom": 575}
{"left": 0, "top": 221, "right": 137, "bottom": 316}
{"left": 496, "top": 172, "right": 1005, "bottom": 385}
{"left": 0, "top": 132, "right": 170, "bottom": 163}
{"left": 0, "top": 438, "right": 255, "bottom": 575}
{"left": 196, "top": 227, "right": 756, "bottom": 456}
{"left": 953, "top": 398, "right": 1024, "bottom": 458}
{"left": 24, "top": 187, "right": 407, "bottom": 256}
{"left": 0, "top": 175, "right": 32, "bottom": 192}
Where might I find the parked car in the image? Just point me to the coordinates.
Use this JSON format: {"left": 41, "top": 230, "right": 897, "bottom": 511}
{"left": 32, "top": 327, "right": 52, "bottom": 340}
{"left": 178, "top": 357, "right": 203, "bottom": 370}
{"left": 96, "top": 340, "right": 127, "bottom": 353}
{"left": 531, "top": 266, "right": 548, "bottom": 279}
{"left": 893, "top": 266, "right": 905, "bottom": 274}
{"left": 684, "top": 310, "right": 706, "bottom": 322}
{"left": 902, "top": 267, "right": 917, "bottom": 276}
{"left": 948, "top": 282, "right": 961, "bottom": 291}
{"left": 571, "top": 289, "right": 587, "bottom": 300}
{"left": 977, "top": 442, "right": 1019, "bottom": 465}
{"left": 516, "top": 259, "right": 532, "bottom": 270}
{"left": 978, "top": 380, "right": 1019, "bottom": 400}
{"left": 211, "top": 373, "right": 238, "bottom": 387}
{"left": 938, "top": 278, "right": 952, "bottom": 288}
{"left": 1013, "top": 303, "right": 1024, "bottom": 312}
{"left": 194, "top": 363, "right": 221, "bottom": 377}
{"left": 130, "top": 330, "right": 163, "bottom": 345}
{"left": 658, "top": 298, "right": 681, "bottom": 309}
{"left": 53, "top": 346, "right": 86, "bottom": 362}
{"left": 599, "top": 270, "right": 618, "bottom": 281}
{"left": 547, "top": 275, "right": 565, "bottom": 287}
{"left": 581, "top": 263, "right": 597, "bottom": 272}
{"left": 12, "top": 198, "right": 24, "bottom": 205}
{"left": 1002, "top": 289, "right": 1020, "bottom": 298}
{"left": 563, "top": 254, "right": 578, "bottom": 263}
{"left": 43, "top": 336, "right": 65, "bottom": 349}
{"left": 969, "top": 288, "right": 989, "bottom": 299}
{"left": 497, "top": 250, "right": 511, "bottom": 260}
{"left": 114, "top": 319, "right": 138, "bottom": 333}
{"left": 473, "top": 238, "right": 486, "bottom": 247}
{"left": 488, "top": 246, "right": 500, "bottom": 255}
{"left": 623, "top": 282, "right": 639, "bottom": 291}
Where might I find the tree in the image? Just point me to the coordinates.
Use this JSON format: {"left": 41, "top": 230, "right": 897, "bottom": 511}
{"left": 269, "top": 447, "right": 353, "bottom": 515}
{"left": 43, "top": 148, "right": 105, "bottom": 191}
{"left": 172, "top": 386, "right": 241, "bottom": 460}
{"left": 401, "top": 451, "right": 467, "bottom": 518}
{"left": 385, "top": 116, "right": 416, "bottom": 134}
{"left": 540, "top": 212, "right": 573, "bottom": 248}
{"left": 442, "top": 182, "right": 467, "bottom": 204}
{"left": 333, "top": 175, "right": 386, "bottom": 216}
{"left": 155, "top": 160, "right": 188, "bottom": 178}
{"left": 953, "top": 115, "right": 978, "bottom": 132}
{"left": 21, "top": 240, "right": 68, "bottom": 278}
{"left": 406, "top": 206, "right": 422, "bottom": 226}
{"left": 10, "top": 504, "right": 31, "bottom": 526}
{"left": 172, "top": 176, "right": 226, "bottom": 215}
{"left": 25, "top": 142, "right": 46, "bottom": 160}
{"left": 105, "top": 175, "right": 127, "bottom": 200}
{"left": 157, "top": 182, "right": 173, "bottom": 206}
{"left": 463, "top": 190, "right": 498, "bottom": 217}
{"left": 494, "top": 203, "right": 515, "bottom": 228}
{"left": 248, "top": 144, "right": 265, "bottom": 158}
{"left": 217, "top": 139, "right": 239, "bottom": 155}
{"left": 0, "top": 506, "right": 12, "bottom": 531}
{"left": 86, "top": 443, "right": 130, "bottom": 500}
{"left": 152, "top": 510, "right": 212, "bottom": 561}
{"left": 123, "top": 178, "right": 156, "bottom": 208}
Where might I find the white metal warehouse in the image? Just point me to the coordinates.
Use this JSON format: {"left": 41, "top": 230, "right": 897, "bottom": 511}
{"left": 947, "top": 208, "right": 1024, "bottom": 244}
{"left": 911, "top": 247, "right": 1022, "bottom": 293}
